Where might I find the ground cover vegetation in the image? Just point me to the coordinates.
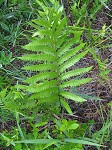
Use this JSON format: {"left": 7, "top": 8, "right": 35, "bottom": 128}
{"left": 0, "top": 0, "right": 112, "bottom": 149}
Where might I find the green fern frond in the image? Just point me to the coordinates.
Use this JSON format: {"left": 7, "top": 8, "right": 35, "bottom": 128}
{"left": 52, "top": 11, "right": 63, "bottom": 31}
{"left": 60, "top": 91, "right": 86, "bottom": 102}
{"left": 30, "top": 87, "right": 58, "bottom": 99}
{"left": 17, "top": 1, "right": 93, "bottom": 112}
{"left": 56, "top": 33, "right": 67, "bottom": 48}
{"left": 22, "top": 64, "right": 57, "bottom": 72}
{"left": 36, "top": 0, "right": 48, "bottom": 12}
{"left": 60, "top": 98, "right": 73, "bottom": 114}
{"left": 59, "top": 66, "right": 92, "bottom": 80}
{"left": 23, "top": 44, "right": 55, "bottom": 54}
{"left": 59, "top": 43, "right": 85, "bottom": 65}
{"left": 33, "top": 29, "right": 52, "bottom": 37}
{"left": 59, "top": 50, "right": 89, "bottom": 73}
{"left": 19, "top": 54, "right": 56, "bottom": 62}
{"left": 15, "top": 84, "right": 29, "bottom": 90}
{"left": 24, "top": 72, "right": 57, "bottom": 84}
{"left": 32, "top": 19, "right": 51, "bottom": 28}
{"left": 37, "top": 88, "right": 58, "bottom": 99}
{"left": 60, "top": 78, "right": 92, "bottom": 88}
{"left": 30, "top": 93, "right": 58, "bottom": 103}
{"left": 57, "top": 38, "right": 76, "bottom": 57}
{"left": 54, "top": 17, "right": 67, "bottom": 38}
{"left": 26, "top": 80, "right": 57, "bottom": 93}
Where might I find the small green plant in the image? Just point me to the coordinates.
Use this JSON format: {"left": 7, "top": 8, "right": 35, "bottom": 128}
{"left": 0, "top": 51, "right": 14, "bottom": 66}
{"left": 0, "top": 116, "right": 102, "bottom": 149}
{"left": 17, "top": 0, "right": 92, "bottom": 115}
{"left": 71, "top": 0, "right": 109, "bottom": 25}
{"left": 91, "top": 102, "right": 112, "bottom": 149}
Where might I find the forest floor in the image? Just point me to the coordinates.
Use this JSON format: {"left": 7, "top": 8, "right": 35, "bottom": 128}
{"left": 71, "top": 6, "right": 112, "bottom": 150}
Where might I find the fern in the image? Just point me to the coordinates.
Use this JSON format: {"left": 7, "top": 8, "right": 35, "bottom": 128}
{"left": 17, "top": 0, "right": 92, "bottom": 113}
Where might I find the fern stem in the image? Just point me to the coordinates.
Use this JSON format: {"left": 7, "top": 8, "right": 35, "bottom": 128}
{"left": 52, "top": 35, "right": 62, "bottom": 112}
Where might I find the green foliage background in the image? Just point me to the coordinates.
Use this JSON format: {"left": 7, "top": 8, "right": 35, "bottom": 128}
{"left": 0, "top": 0, "right": 111, "bottom": 149}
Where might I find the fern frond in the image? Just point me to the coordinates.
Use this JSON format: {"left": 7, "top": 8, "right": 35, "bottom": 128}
{"left": 59, "top": 66, "right": 92, "bottom": 80}
{"left": 15, "top": 84, "right": 29, "bottom": 90}
{"left": 60, "top": 91, "right": 86, "bottom": 102}
{"left": 59, "top": 50, "right": 89, "bottom": 73}
{"left": 59, "top": 43, "right": 85, "bottom": 65}
{"left": 17, "top": 1, "right": 93, "bottom": 112}
{"left": 36, "top": 0, "right": 48, "bottom": 13}
{"left": 57, "top": 38, "right": 76, "bottom": 57}
{"left": 24, "top": 72, "right": 57, "bottom": 84}
{"left": 36, "top": 88, "right": 58, "bottom": 99}
{"left": 23, "top": 44, "right": 55, "bottom": 54}
{"left": 47, "top": 8, "right": 54, "bottom": 24}
{"left": 60, "top": 98, "right": 73, "bottom": 114}
{"left": 23, "top": 38, "right": 53, "bottom": 46}
{"left": 56, "top": 33, "right": 67, "bottom": 48}
{"left": 19, "top": 54, "right": 56, "bottom": 62}
{"left": 38, "top": 94, "right": 58, "bottom": 103}
{"left": 22, "top": 64, "right": 57, "bottom": 72}
{"left": 33, "top": 29, "right": 52, "bottom": 37}
{"left": 30, "top": 93, "right": 58, "bottom": 103}
{"left": 30, "top": 87, "right": 58, "bottom": 99}
{"left": 32, "top": 19, "right": 51, "bottom": 28}
{"left": 60, "top": 78, "right": 92, "bottom": 88}
{"left": 26, "top": 80, "right": 57, "bottom": 93}
{"left": 54, "top": 17, "right": 67, "bottom": 38}
{"left": 52, "top": 11, "right": 63, "bottom": 31}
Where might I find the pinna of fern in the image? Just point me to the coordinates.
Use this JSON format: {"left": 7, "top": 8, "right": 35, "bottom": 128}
{"left": 17, "top": 0, "right": 92, "bottom": 114}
